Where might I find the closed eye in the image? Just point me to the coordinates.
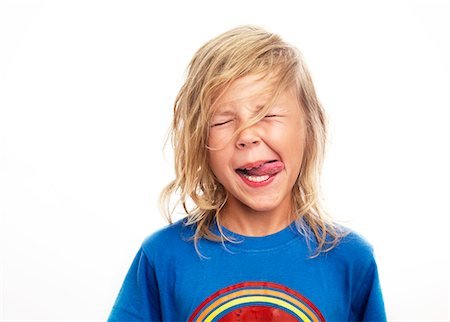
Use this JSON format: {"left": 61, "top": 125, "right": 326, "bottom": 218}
{"left": 211, "top": 119, "right": 233, "bottom": 127}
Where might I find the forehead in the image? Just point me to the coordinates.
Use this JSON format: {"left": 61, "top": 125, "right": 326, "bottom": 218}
{"left": 212, "top": 74, "right": 276, "bottom": 113}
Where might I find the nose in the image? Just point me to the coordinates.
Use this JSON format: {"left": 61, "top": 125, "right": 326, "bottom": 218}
{"left": 236, "top": 127, "right": 261, "bottom": 149}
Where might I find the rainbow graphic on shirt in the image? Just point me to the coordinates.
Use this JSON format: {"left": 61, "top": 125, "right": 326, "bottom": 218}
{"left": 188, "top": 281, "right": 325, "bottom": 322}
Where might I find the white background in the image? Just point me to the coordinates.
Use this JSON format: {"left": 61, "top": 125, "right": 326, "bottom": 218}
{"left": 1, "top": 1, "right": 449, "bottom": 321}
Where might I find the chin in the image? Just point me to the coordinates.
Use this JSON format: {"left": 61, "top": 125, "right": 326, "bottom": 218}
{"left": 245, "top": 202, "right": 281, "bottom": 213}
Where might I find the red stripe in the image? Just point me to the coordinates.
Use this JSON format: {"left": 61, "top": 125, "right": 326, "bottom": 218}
{"left": 188, "top": 281, "right": 325, "bottom": 322}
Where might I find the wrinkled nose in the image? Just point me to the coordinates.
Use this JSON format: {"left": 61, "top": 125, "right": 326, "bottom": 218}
{"left": 236, "top": 127, "right": 261, "bottom": 149}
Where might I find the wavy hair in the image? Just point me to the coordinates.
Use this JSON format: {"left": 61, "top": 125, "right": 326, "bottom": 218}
{"left": 160, "top": 25, "right": 345, "bottom": 256}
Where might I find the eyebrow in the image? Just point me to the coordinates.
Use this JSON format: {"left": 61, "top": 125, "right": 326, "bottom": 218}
{"left": 211, "top": 110, "right": 235, "bottom": 117}
{"left": 212, "top": 104, "right": 267, "bottom": 117}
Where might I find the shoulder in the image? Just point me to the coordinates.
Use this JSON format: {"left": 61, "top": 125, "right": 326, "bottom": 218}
{"left": 336, "top": 229, "right": 374, "bottom": 257}
{"left": 327, "top": 228, "right": 378, "bottom": 270}
{"left": 141, "top": 218, "right": 195, "bottom": 259}
{"left": 143, "top": 218, "right": 191, "bottom": 244}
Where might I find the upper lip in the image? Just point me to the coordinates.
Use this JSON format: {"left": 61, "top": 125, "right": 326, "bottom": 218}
{"left": 236, "top": 160, "right": 277, "bottom": 171}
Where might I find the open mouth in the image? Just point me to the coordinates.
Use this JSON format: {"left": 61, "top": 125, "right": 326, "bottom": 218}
{"left": 235, "top": 160, "right": 284, "bottom": 183}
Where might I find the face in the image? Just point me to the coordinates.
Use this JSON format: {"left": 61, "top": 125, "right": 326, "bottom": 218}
{"left": 207, "top": 74, "right": 306, "bottom": 217}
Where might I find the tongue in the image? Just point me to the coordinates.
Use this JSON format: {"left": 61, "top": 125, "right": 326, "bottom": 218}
{"left": 247, "top": 161, "right": 284, "bottom": 176}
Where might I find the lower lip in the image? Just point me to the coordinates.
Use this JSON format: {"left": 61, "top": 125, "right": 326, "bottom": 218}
{"left": 237, "top": 172, "right": 277, "bottom": 187}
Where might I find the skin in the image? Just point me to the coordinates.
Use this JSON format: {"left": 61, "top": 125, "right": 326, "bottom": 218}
{"left": 207, "top": 74, "right": 306, "bottom": 236}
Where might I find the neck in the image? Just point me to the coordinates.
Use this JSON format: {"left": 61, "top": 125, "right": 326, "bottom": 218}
{"left": 219, "top": 197, "right": 292, "bottom": 237}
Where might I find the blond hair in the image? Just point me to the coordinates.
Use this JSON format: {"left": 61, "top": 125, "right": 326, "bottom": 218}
{"left": 160, "top": 25, "right": 345, "bottom": 256}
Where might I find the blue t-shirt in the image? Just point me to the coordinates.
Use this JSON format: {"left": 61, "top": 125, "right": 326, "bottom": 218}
{"left": 108, "top": 219, "right": 386, "bottom": 321}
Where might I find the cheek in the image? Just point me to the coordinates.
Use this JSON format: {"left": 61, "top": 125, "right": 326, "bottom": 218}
{"left": 284, "top": 126, "right": 306, "bottom": 170}
{"left": 207, "top": 134, "right": 226, "bottom": 178}
{"left": 207, "top": 150, "right": 228, "bottom": 181}
{"left": 207, "top": 133, "right": 218, "bottom": 150}
{"left": 207, "top": 152, "right": 218, "bottom": 174}
{"left": 208, "top": 128, "right": 234, "bottom": 150}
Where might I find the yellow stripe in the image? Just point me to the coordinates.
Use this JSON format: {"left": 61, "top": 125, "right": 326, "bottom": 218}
{"left": 204, "top": 295, "right": 312, "bottom": 322}
{"left": 195, "top": 289, "right": 318, "bottom": 322}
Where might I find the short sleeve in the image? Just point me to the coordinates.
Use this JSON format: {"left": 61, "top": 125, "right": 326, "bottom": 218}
{"left": 108, "top": 248, "right": 161, "bottom": 322}
{"left": 350, "top": 256, "right": 387, "bottom": 322}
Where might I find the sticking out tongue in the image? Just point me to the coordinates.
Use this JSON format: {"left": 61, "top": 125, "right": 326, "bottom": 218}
{"left": 246, "top": 161, "right": 284, "bottom": 176}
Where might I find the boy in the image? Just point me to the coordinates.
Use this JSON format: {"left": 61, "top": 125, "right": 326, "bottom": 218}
{"left": 108, "top": 25, "right": 386, "bottom": 321}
